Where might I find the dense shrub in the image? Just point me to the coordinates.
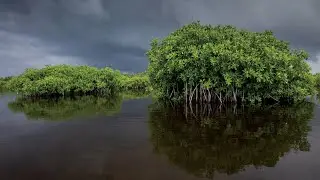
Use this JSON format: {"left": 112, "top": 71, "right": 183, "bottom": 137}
{"left": 119, "top": 72, "right": 151, "bottom": 92}
{"left": 0, "top": 76, "right": 12, "bottom": 91}
{"left": 5, "top": 65, "right": 149, "bottom": 97}
{"left": 146, "top": 21, "right": 315, "bottom": 104}
{"left": 314, "top": 73, "right": 320, "bottom": 89}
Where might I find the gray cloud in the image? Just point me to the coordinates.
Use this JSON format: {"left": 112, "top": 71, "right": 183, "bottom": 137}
{"left": 1, "top": 0, "right": 320, "bottom": 76}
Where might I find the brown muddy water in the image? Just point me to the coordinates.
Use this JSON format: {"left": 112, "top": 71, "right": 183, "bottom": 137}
{"left": 0, "top": 94, "right": 320, "bottom": 180}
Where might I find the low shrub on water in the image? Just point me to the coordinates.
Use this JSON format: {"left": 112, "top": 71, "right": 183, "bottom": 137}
{"left": 119, "top": 72, "right": 151, "bottom": 92}
{"left": 5, "top": 65, "right": 150, "bottom": 97}
{"left": 0, "top": 76, "right": 12, "bottom": 91}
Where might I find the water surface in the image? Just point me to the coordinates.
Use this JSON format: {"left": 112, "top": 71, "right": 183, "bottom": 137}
{"left": 1, "top": 94, "right": 320, "bottom": 180}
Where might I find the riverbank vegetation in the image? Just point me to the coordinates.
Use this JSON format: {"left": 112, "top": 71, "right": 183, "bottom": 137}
{"left": 149, "top": 101, "right": 313, "bottom": 178}
{"left": 119, "top": 72, "right": 150, "bottom": 92}
{"left": 146, "top": 21, "right": 316, "bottom": 104}
{"left": 4, "top": 65, "right": 150, "bottom": 97}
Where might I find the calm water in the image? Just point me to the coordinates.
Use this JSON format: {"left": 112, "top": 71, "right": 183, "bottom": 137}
{"left": 1, "top": 94, "right": 320, "bottom": 180}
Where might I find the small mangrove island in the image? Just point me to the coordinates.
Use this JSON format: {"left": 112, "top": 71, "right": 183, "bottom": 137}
{"left": 1, "top": 21, "right": 319, "bottom": 104}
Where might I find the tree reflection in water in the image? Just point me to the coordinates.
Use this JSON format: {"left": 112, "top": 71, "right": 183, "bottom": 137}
{"left": 8, "top": 92, "right": 148, "bottom": 121}
{"left": 149, "top": 102, "right": 315, "bottom": 178}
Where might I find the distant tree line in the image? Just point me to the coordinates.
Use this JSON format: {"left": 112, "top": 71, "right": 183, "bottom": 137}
{"left": 2, "top": 65, "right": 150, "bottom": 97}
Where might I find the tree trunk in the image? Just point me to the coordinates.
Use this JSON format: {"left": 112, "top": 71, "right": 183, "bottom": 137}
{"left": 203, "top": 88, "right": 207, "bottom": 102}
{"left": 189, "top": 84, "right": 199, "bottom": 104}
{"left": 200, "top": 85, "right": 203, "bottom": 103}
{"left": 185, "top": 82, "right": 188, "bottom": 105}
{"left": 196, "top": 86, "right": 198, "bottom": 102}
{"left": 207, "top": 88, "right": 211, "bottom": 102}
{"left": 189, "top": 85, "right": 192, "bottom": 102}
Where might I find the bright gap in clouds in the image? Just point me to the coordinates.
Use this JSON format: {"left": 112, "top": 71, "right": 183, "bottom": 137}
{"left": 0, "top": 30, "right": 85, "bottom": 77}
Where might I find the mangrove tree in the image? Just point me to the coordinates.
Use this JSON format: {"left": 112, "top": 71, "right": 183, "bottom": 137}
{"left": 146, "top": 21, "right": 315, "bottom": 104}
{"left": 5, "top": 65, "right": 150, "bottom": 97}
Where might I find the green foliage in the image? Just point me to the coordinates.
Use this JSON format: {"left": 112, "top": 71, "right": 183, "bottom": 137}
{"left": 314, "top": 73, "right": 320, "bottom": 89}
{"left": 3, "top": 22, "right": 316, "bottom": 102}
{"left": 0, "top": 76, "right": 13, "bottom": 91}
{"left": 149, "top": 101, "right": 314, "bottom": 178}
{"left": 119, "top": 72, "right": 151, "bottom": 92}
{"left": 146, "top": 21, "right": 316, "bottom": 104}
{"left": 5, "top": 65, "right": 149, "bottom": 97}
{"left": 8, "top": 92, "right": 149, "bottom": 121}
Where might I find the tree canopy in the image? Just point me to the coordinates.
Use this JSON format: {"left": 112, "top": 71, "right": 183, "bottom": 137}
{"left": 146, "top": 21, "right": 315, "bottom": 104}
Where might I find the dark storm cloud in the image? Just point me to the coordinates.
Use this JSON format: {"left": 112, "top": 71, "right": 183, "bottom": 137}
{"left": 1, "top": 0, "right": 320, "bottom": 76}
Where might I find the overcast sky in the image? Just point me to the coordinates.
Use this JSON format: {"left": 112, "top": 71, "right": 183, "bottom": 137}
{"left": 0, "top": 0, "right": 320, "bottom": 76}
